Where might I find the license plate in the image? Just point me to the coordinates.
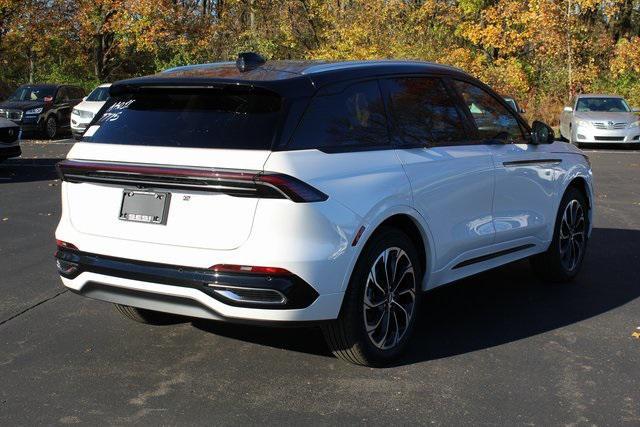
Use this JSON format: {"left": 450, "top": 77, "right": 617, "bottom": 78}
{"left": 119, "top": 190, "right": 170, "bottom": 225}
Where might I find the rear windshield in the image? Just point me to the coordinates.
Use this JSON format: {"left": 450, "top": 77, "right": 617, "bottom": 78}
{"left": 83, "top": 87, "right": 282, "bottom": 149}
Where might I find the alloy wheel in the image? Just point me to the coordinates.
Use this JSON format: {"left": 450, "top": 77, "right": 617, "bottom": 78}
{"left": 46, "top": 118, "right": 57, "bottom": 139}
{"left": 559, "top": 199, "right": 586, "bottom": 271}
{"left": 363, "top": 247, "right": 416, "bottom": 350}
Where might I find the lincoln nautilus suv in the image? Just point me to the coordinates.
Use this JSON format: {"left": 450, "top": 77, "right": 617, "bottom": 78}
{"left": 55, "top": 53, "right": 594, "bottom": 366}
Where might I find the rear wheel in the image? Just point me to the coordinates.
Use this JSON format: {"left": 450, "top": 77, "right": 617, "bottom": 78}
{"left": 322, "top": 227, "right": 422, "bottom": 366}
{"left": 114, "top": 304, "right": 183, "bottom": 325}
{"left": 531, "top": 187, "right": 588, "bottom": 282}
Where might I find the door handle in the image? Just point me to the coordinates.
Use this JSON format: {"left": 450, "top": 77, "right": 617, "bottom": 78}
{"left": 503, "top": 159, "right": 562, "bottom": 167}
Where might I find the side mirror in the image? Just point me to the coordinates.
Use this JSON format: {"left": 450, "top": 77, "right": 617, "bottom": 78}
{"left": 83, "top": 96, "right": 87, "bottom": 101}
{"left": 531, "top": 121, "right": 555, "bottom": 144}
{"left": 563, "top": 106, "right": 573, "bottom": 112}
{"left": 519, "top": 108, "right": 526, "bottom": 114}
{"left": 632, "top": 107, "right": 640, "bottom": 113}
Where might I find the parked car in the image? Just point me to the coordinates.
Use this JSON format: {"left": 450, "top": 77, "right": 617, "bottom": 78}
{"left": 0, "top": 84, "right": 85, "bottom": 139}
{"left": 0, "top": 117, "right": 21, "bottom": 161}
{"left": 71, "top": 83, "right": 111, "bottom": 139}
{"left": 504, "top": 96, "right": 525, "bottom": 114}
{"left": 55, "top": 54, "right": 594, "bottom": 366}
{"left": 560, "top": 94, "right": 640, "bottom": 146}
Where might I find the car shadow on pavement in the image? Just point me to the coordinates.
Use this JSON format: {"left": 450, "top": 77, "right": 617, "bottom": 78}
{"left": 0, "top": 158, "right": 61, "bottom": 183}
{"left": 193, "top": 227, "right": 640, "bottom": 366}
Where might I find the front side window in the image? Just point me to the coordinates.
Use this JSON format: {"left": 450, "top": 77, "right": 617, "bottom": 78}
{"left": 84, "top": 86, "right": 282, "bottom": 150}
{"left": 290, "top": 80, "right": 389, "bottom": 150}
{"left": 453, "top": 80, "right": 525, "bottom": 143}
{"left": 56, "top": 87, "right": 69, "bottom": 102}
{"left": 383, "top": 77, "right": 467, "bottom": 146}
{"left": 575, "top": 97, "right": 630, "bottom": 113}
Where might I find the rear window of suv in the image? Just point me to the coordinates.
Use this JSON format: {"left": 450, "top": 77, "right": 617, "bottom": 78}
{"left": 83, "top": 87, "right": 282, "bottom": 150}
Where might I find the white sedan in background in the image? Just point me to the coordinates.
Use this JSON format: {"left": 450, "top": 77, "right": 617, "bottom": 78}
{"left": 70, "top": 83, "right": 111, "bottom": 139}
{"left": 560, "top": 94, "right": 640, "bottom": 147}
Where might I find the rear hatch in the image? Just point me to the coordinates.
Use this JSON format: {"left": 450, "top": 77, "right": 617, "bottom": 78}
{"left": 61, "top": 85, "right": 283, "bottom": 250}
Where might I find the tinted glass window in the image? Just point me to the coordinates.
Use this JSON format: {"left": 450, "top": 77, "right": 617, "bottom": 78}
{"left": 504, "top": 98, "right": 517, "bottom": 112}
{"left": 384, "top": 77, "right": 466, "bottom": 145}
{"left": 86, "top": 86, "right": 110, "bottom": 102}
{"left": 8, "top": 86, "right": 56, "bottom": 101}
{"left": 453, "top": 80, "right": 524, "bottom": 142}
{"left": 72, "top": 87, "right": 85, "bottom": 99}
{"left": 56, "top": 87, "right": 69, "bottom": 102}
{"left": 575, "top": 97, "right": 630, "bottom": 112}
{"left": 84, "top": 87, "right": 282, "bottom": 150}
{"left": 290, "top": 80, "right": 388, "bottom": 150}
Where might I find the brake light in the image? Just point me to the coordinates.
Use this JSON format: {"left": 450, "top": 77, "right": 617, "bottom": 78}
{"left": 256, "top": 173, "right": 328, "bottom": 203}
{"left": 56, "top": 239, "right": 78, "bottom": 250}
{"left": 210, "top": 264, "right": 292, "bottom": 276}
{"left": 56, "top": 160, "right": 328, "bottom": 203}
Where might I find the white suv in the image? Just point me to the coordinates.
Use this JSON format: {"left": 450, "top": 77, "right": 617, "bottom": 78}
{"left": 55, "top": 55, "right": 594, "bottom": 366}
{"left": 70, "top": 83, "right": 111, "bottom": 139}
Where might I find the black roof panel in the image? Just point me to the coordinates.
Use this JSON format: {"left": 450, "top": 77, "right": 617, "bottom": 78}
{"left": 111, "top": 59, "right": 472, "bottom": 97}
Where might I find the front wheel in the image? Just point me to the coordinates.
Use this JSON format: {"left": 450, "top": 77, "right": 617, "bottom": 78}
{"left": 530, "top": 187, "right": 589, "bottom": 282}
{"left": 322, "top": 227, "right": 422, "bottom": 366}
{"left": 45, "top": 116, "right": 58, "bottom": 139}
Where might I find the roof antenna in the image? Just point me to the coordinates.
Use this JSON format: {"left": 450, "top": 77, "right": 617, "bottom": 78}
{"left": 236, "top": 52, "right": 266, "bottom": 72}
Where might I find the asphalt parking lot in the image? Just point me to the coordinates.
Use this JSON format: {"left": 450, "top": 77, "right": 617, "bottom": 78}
{"left": 1, "top": 140, "right": 639, "bottom": 425}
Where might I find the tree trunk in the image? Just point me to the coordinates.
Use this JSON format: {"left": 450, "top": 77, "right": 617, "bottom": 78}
{"left": 249, "top": 0, "right": 255, "bottom": 31}
{"left": 95, "top": 34, "right": 104, "bottom": 81}
{"left": 28, "top": 48, "right": 35, "bottom": 84}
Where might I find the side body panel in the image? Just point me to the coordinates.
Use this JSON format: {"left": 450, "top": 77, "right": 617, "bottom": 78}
{"left": 489, "top": 143, "right": 563, "bottom": 245}
{"left": 394, "top": 146, "right": 496, "bottom": 273}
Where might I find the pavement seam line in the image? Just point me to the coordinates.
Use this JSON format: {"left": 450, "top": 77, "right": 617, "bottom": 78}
{"left": 0, "top": 289, "right": 68, "bottom": 327}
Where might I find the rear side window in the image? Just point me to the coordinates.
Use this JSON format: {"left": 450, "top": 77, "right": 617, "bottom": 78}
{"left": 383, "top": 77, "right": 467, "bottom": 146}
{"left": 290, "top": 80, "right": 389, "bottom": 150}
{"left": 84, "top": 87, "right": 282, "bottom": 150}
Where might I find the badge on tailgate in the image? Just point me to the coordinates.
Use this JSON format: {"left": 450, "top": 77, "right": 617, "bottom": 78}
{"left": 119, "top": 190, "right": 171, "bottom": 225}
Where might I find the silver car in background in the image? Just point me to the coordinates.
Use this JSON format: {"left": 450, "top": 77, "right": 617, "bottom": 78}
{"left": 560, "top": 94, "right": 640, "bottom": 147}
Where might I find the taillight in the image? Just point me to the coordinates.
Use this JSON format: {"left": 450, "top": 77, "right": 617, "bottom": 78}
{"left": 56, "top": 160, "right": 328, "bottom": 203}
{"left": 210, "top": 264, "right": 292, "bottom": 276}
{"left": 255, "top": 173, "right": 328, "bottom": 203}
{"left": 56, "top": 239, "right": 78, "bottom": 250}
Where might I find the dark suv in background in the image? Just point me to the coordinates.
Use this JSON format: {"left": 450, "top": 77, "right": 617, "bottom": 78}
{"left": 0, "top": 84, "right": 85, "bottom": 139}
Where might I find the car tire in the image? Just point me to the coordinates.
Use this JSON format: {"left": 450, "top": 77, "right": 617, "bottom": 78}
{"left": 45, "top": 116, "right": 58, "bottom": 139}
{"left": 114, "top": 304, "right": 183, "bottom": 325}
{"left": 322, "top": 227, "right": 423, "bottom": 366}
{"left": 530, "top": 187, "right": 589, "bottom": 282}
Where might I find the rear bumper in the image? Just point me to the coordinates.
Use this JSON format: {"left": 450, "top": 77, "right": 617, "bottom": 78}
{"left": 56, "top": 247, "right": 346, "bottom": 323}
{"left": 56, "top": 248, "right": 319, "bottom": 309}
